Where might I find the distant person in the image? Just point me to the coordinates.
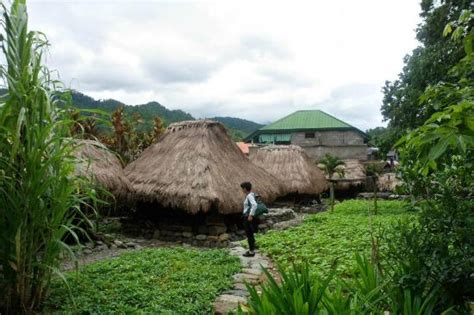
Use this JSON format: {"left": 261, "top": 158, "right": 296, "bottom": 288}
{"left": 241, "top": 181, "right": 258, "bottom": 257}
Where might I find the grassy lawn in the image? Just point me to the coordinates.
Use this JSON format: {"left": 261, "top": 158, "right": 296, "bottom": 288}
{"left": 46, "top": 247, "right": 240, "bottom": 314}
{"left": 256, "top": 199, "right": 413, "bottom": 278}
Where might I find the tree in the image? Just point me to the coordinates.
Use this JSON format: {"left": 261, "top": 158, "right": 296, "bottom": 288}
{"left": 386, "top": 10, "right": 474, "bottom": 311}
{"left": 381, "top": 0, "right": 472, "bottom": 139}
{"left": 366, "top": 127, "right": 398, "bottom": 158}
{"left": 318, "top": 154, "right": 345, "bottom": 211}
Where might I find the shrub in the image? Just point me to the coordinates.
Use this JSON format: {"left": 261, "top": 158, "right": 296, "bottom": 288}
{"left": 0, "top": 2, "right": 97, "bottom": 313}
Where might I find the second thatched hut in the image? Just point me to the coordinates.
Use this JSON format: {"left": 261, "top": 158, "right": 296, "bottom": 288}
{"left": 250, "top": 145, "right": 328, "bottom": 196}
{"left": 74, "top": 140, "right": 133, "bottom": 203}
{"left": 333, "top": 159, "right": 366, "bottom": 190}
{"left": 125, "top": 120, "right": 283, "bottom": 215}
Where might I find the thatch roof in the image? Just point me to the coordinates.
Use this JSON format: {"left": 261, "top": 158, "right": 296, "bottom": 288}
{"left": 250, "top": 145, "right": 328, "bottom": 195}
{"left": 377, "top": 173, "right": 402, "bottom": 192}
{"left": 334, "top": 159, "right": 366, "bottom": 190}
{"left": 75, "top": 140, "right": 133, "bottom": 201}
{"left": 124, "top": 120, "right": 283, "bottom": 214}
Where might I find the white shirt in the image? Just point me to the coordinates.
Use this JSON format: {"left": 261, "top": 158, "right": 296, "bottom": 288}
{"left": 243, "top": 192, "right": 258, "bottom": 216}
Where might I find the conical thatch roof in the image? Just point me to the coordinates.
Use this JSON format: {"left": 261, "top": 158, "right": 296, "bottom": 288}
{"left": 75, "top": 140, "right": 133, "bottom": 202}
{"left": 334, "top": 159, "right": 366, "bottom": 190}
{"left": 250, "top": 145, "right": 328, "bottom": 195}
{"left": 124, "top": 120, "right": 282, "bottom": 214}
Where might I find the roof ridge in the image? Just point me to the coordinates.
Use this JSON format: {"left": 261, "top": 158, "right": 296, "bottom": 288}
{"left": 258, "top": 111, "right": 298, "bottom": 130}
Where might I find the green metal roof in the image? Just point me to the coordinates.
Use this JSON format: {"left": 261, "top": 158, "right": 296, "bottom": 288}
{"left": 261, "top": 110, "right": 354, "bottom": 131}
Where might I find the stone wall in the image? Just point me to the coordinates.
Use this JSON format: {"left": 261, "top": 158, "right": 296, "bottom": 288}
{"left": 291, "top": 130, "right": 365, "bottom": 147}
{"left": 302, "top": 145, "right": 368, "bottom": 161}
{"left": 249, "top": 130, "right": 368, "bottom": 161}
{"left": 120, "top": 208, "right": 297, "bottom": 248}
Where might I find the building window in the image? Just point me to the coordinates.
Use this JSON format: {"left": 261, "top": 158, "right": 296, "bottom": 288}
{"left": 305, "top": 132, "right": 315, "bottom": 139}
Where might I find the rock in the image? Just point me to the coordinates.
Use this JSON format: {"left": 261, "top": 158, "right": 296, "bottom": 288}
{"left": 233, "top": 273, "right": 260, "bottom": 283}
{"left": 152, "top": 230, "right": 161, "bottom": 239}
{"left": 198, "top": 225, "right": 208, "bottom": 234}
{"left": 213, "top": 294, "right": 246, "bottom": 315}
{"left": 96, "top": 245, "right": 108, "bottom": 251}
{"left": 243, "top": 268, "right": 262, "bottom": 276}
{"left": 207, "top": 235, "right": 219, "bottom": 242}
{"left": 125, "top": 242, "right": 137, "bottom": 248}
{"left": 195, "top": 234, "right": 207, "bottom": 241}
{"left": 208, "top": 224, "right": 227, "bottom": 236}
{"left": 273, "top": 217, "right": 303, "bottom": 231}
{"left": 264, "top": 208, "right": 296, "bottom": 223}
{"left": 228, "top": 224, "right": 238, "bottom": 232}
{"left": 224, "top": 289, "right": 249, "bottom": 297}
{"left": 113, "top": 240, "right": 125, "bottom": 248}
{"left": 258, "top": 224, "right": 268, "bottom": 230}
{"left": 236, "top": 230, "right": 246, "bottom": 236}
{"left": 233, "top": 282, "right": 248, "bottom": 291}
{"left": 167, "top": 225, "right": 184, "bottom": 232}
{"left": 172, "top": 231, "right": 182, "bottom": 237}
{"left": 181, "top": 226, "right": 193, "bottom": 232}
{"left": 96, "top": 240, "right": 104, "bottom": 246}
{"left": 218, "top": 233, "right": 230, "bottom": 241}
{"left": 182, "top": 232, "right": 193, "bottom": 238}
{"left": 83, "top": 248, "right": 92, "bottom": 255}
{"left": 110, "top": 244, "right": 117, "bottom": 250}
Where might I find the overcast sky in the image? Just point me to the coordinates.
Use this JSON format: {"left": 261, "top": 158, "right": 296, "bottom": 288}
{"left": 28, "top": 0, "right": 421, "bottom": 130}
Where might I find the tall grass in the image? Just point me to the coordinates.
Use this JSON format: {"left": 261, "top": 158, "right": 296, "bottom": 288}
{"left": 0, "top": 1, "right": 96, "bottom": 313}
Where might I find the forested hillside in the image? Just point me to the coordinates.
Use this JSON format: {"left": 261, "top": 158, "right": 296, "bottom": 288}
{"left": 70, "top": 91, "right": 263, "bottom": 140}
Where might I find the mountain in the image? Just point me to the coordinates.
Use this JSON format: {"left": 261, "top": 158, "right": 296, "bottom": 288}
{"left": 210, "top": 117, "right": 264, "bottom": 134}
{"left": 70, "top": 91, "right": 262, "bottom": 140}
{"left": 71, "top": 91, "right": 194, "bottom": 126}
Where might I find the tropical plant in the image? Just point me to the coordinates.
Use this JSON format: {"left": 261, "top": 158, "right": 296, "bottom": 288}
{"left": 318, "top": 154, "right": 345, "bottom": 211}
{"left": 238, "top": 254, "right": 450, "bottom": 315}
{"left": 364, "top": 163, "right": 385, "bottom": 214}
{"left": 0, "top": 1, "right": 96, "bottom": 313}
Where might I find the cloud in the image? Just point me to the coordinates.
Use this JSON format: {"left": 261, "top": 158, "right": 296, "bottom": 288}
{"left": 26, "top": 0, "right": 421, "bottom": 130}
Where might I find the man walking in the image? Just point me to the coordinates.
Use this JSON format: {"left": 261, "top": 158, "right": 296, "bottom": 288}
{"left": 241, "top": 181, "right": 258, "bottom": 257}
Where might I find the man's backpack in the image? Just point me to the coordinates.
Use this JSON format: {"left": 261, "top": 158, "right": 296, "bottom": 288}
{"left": 253, "top": 192, "right": 268, "bottom": 217}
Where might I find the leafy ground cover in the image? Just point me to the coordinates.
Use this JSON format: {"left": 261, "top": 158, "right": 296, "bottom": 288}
{"left": 256, "top": 200, "right": 413, "bottom": 278}
{"left": 46, "top": 247, "right": 240, "bottom": 314}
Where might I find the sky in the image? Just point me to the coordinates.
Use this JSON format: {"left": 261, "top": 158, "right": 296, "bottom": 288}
{"left": 28, "top": 0, "right": 422, "bottom": 130}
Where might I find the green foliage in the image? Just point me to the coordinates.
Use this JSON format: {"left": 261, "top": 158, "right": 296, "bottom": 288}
{"left": 0, "top": 1, "right": 97, "bottom": 313}
{"left": 318, "top": 154, "right": 345, "bottom": 179}
{"left": 45, "top": 248, "right": 240, "bottom": 314}
{"left": 256, "top": 200, "right": 412, "bottom": 278}
{"left": 238, "top": 254, "right": 450, "bottom": 315}
{"left": 366, "top": 127, "right": 399, "bottom": 157}
{"left": 381, "top": 0, "right": 471, "bottom": 139}
{"left": 386, "top": 11, "right": 474, "bottom": 311}
{"left": 71, "top": 91, "right": 193, "bottom": 129}
{"left": 70, "top": 91, "right": 261, "bottom": 139}
{"left": 383, "top": 157, "right": 474, "bottom": 311}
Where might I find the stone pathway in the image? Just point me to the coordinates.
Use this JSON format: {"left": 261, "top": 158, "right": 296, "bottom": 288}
{"left": 213, "top": 242, "right": 275, "bottom": 315}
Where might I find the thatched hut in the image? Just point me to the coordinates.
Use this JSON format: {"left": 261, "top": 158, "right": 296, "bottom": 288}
{"left": 75, "top": 140, "right": 133, "bottom": 202}
{"left": 377, "top": 173, "right": 402, "bottom": 192}
{"left": 334, "top": 159, "right": 366, "bottom": 190}
{"left": 250, "top": 145, "right": 328, "bottom": 196}
{"left": 124, "top": 120, "right": 282, "bottom": 215}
